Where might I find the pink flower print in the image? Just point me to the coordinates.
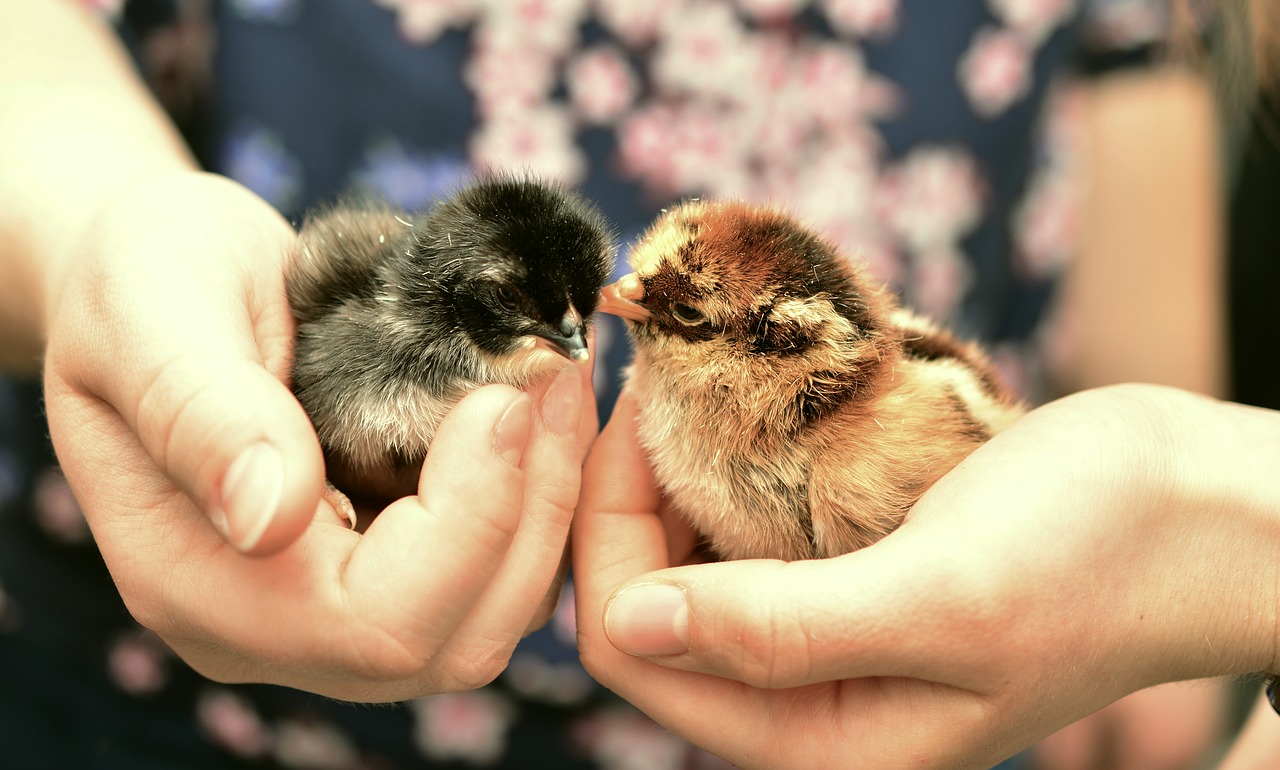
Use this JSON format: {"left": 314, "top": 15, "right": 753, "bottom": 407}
{"left": 592, "top": 0, "right": 681, "bottom": 48}
{"left": 465, "top": 39, "right": 557, "bottom": 116}
{"left": 1081, "top": 0, "right": 1170, "bottom": 49}
{"left": 988, "top": 0, "right": 1077, "bottom": 44}
{"left": 618, "top": 106, "right": 681, "bottom": 194}
{"left": 412, "top": 691, "right": 516, "bottom": 764}
{"left": 106, "top": 629, "right": 170, "bottom": 696}
{"left": 476, "top": 0, "right": 588, "bottom": 57}
{"left": 0, "top": 581, "right": 23, "bottom": 635}
{"left": 568, "top": 45, "right": 639, "bottom": 124}
{"left": 665, "top": 106, "right": 746, "bottom": 194}
{"left": 196, "top": 688, "right": 273, "bottom": 760}
{"left": 34, "top": 468, "right": 89, "bottom": 544}
{"left": 503, "top": 652, "right": 595, "bottom": 705}
{"left": 470, "top": 105, "right": 587, "bottom": 185}
{"left": 990, "top": 342, "right": 1037, "bottom": 402}
{"left": 958, "top": 26, "right": 1032, "bottom": 117}
{"left": 573, "top": 707, "right": 690, "bottom": 770}
{"left": 77, "top": 0, "right": 123, "bottom": 20}
{"left": 879, "top": 146, "right": 984, "bottom": 254}
{"left": 735, "top": 0, "right": 811, "bottom": 23}
{"left": 378, "top": 0, "right": 482, "bottom": 45}
{"left": 819, "top": 0, "right": 899, "bottom": 38}
{"left": 911, "top": 246, "right": 973, "bottom": 322}
{"left": 651, "top": 3, "right": 750, "bottom": 101}
{"left": 796, "top": 43, "right": 896, "bottom": 127}
{"left": 274, "top": 719, "right": 360, "bottom": 770}
{"left": 1015, "top": 172, "right": 1077, "bottom": 278}
{"left": 552, "top": 582, "right": 578, "bottom": 645}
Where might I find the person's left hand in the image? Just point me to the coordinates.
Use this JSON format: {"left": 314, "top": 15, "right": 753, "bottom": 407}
{"left": 43, "top": 171, "right": 597, "bottom": 703}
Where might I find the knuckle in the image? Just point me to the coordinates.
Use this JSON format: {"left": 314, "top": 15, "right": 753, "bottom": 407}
{"left": 719, "top": 594, "right": 812, "bottom": 689}
{"left": 437, "top": 642, "right": 513, "bottom": 692}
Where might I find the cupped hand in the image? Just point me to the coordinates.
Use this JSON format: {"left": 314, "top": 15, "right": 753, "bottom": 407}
{"left": 44, "top": 171, "right": 595, "bottom": 702}
{"left": 574, "top": 384, "right": 1280, "bottom": 769}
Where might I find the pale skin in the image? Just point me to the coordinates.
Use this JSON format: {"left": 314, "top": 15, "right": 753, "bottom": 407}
{"left": 1033, "top": 67, "right": 1233, "bottom": 769}
{"left": 4, "top": 0, "right": 1274, "bottom": 762}
{"left": 5, "top": 0, "right": 594, "bottom": 702}
{"left": 574, "top": 384, "right": 1280, "bottom": 770}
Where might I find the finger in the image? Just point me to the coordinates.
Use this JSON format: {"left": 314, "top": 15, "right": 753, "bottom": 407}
{"left": 572, "top": 388, "right": 672, "bottom": 680}
{"left": 55, "top": 175, "right": 324, "bottom": 554}
{"left": 577, "top": 404, "right": 1002, "bottom": 691}
{"left": 573, "top": 395, "right": 1012, "bottom": 768}
{"left": 434, "top": 365, "right": 583, "bottom": 668}
{"left": 578, "top": 331, "right": 601, "bottom": 457}
{"left": 339, "top": 385, "right": 532, "bottom": 683}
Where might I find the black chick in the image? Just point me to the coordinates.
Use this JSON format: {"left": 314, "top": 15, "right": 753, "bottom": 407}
{"left": 599, "top": 200, "right": 1023, "bottom": 561}
{"left": 287, "top": 176, "right": 614, "bottom": 513}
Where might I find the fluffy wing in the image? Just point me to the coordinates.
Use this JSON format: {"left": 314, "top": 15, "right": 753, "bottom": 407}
{"left": 285, "top": 201, "right": 416, "bottom": 323}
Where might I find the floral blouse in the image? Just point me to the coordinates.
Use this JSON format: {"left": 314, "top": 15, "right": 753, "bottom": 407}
{"left": 0, "top": 0, "right": 1165, "bottom": 767}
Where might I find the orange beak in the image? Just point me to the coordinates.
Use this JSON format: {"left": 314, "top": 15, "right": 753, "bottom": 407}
{"left": 598, "top": 273, "right": 651, "bottom": 323}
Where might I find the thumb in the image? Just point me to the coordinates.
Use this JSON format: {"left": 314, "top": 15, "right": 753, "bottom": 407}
{"left": 46, "top": 172, "right": 326, "bottom": 555}
{"left": 131, "top": 353, "right": 326, "bottom": 554}
{"left": 598, "top": 537, "right": 993, "bottom": 691}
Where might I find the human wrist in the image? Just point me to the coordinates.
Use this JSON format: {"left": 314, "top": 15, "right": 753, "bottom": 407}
{"left": 1133, "top": 386, "right": 1280, "bottom": 682}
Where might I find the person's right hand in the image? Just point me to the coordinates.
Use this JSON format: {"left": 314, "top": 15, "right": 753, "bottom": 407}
{"left": 43, "top": 171, "right": 593, "bottom": 702}
{"left": 574, "top": 383, "right": 1280, "bottom": 769}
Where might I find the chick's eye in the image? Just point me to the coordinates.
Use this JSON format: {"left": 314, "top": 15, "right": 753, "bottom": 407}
{"left": 670, "top": 303, "right": 706, "bottom": 326}
{"left": 494, "top": 285, "right": 519, "bottom": 311}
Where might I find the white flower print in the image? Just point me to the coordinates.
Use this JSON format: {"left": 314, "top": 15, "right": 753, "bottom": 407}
{"left": 958, "top": 26, "right": 1033, "bottom": 117}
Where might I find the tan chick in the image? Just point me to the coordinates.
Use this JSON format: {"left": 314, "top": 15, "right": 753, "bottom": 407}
{"left": 598, "top": 200, "right": 1025, "bottom": 561}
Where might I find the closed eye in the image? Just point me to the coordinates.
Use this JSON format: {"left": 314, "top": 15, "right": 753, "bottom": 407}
{"left": 671, "top": 303, "right": 706, "bottom": 326}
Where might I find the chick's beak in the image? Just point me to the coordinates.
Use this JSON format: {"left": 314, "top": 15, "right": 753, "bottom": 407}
{"left": 598, "top": 273, "right": 650, "bottom": 323}
{"left": 532, "top": 307, "right": 591, "bottom": 365}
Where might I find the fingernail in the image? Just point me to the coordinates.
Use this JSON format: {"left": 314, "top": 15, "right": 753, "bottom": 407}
{"left": 216, "top": 442, "right": 284, "bottom": 552}
{"left": 541, "top": 365, "right": 581, "bottom": 436}
{"left": 604, "top": 583, "right": 690, "bottom": 657}
{"left": 493, "top": 394, "right": 533, "bottom": 468}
